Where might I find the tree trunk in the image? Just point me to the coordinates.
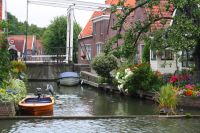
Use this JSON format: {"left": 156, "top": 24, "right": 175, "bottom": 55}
{"left": 193, "top": 43, "right": 200, "bottom": 82}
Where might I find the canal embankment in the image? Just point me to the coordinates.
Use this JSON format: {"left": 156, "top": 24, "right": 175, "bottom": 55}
{"left": 1, "top": 115, "right": 200, "bottom": 120}
{"left": 80, "top": 71, "right": 200, "bottom": 109}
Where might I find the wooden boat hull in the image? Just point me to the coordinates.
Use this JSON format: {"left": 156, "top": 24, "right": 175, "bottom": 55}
{"left": 59, "top": 77, "right": 80, "bottom": 86}
{"left": 18, "top": 96, "right": 54, "bottom": 116}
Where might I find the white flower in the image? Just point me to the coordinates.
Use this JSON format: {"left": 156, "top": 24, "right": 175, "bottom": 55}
{"left": 115, "top": 72, "right": 121, "bottom": 80}
{"left": 118, "top": 84, "right": 124, "bottom": 91}
{"left": 118, "top": 79, "right": 125, "bottom": 84}
{"left": 125, "top": 89, "right": 128, "bottom": 93}
{"left": 124, "top": 71, "right": 133, "bottom": 80}
{"left": 125, "top": 68, "right": 131, "bottom": 74}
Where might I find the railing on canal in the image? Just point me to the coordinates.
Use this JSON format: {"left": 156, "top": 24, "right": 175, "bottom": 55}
{"left": 23, "top": 55, "right": 67, "bottom": 64}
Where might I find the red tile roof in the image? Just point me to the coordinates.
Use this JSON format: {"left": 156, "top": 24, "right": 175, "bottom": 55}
{"left": 8, "top": 35, "right": 35, "bottom": 52}
{"left": 145, "top": 0, "right": 174, "bottom": 31}
{"left": 105, "top": 0, "right": 134, "bottom": 7}
{"left": 79, "top": 11, "right": 103, "bottom": 38}
{"left": 79, "top": 0, "right": 136, "bottom": 38}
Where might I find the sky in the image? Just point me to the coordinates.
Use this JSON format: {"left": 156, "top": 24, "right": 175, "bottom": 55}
{"left": 6, "top": 0, "right": 105, "bottom": 28}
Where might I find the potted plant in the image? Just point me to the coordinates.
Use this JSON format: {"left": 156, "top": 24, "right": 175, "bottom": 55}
{"left": 155, "top": 84, "right": 178, "bottom": 115}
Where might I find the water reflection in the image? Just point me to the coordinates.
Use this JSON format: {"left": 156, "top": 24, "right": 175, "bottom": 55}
{"left": 0, "top": 118, "right": 200, "bottom": 133}
{"left": 1, "top": 82, "right": 200, "bottom": 132}
{"left": 26, "top": 82, "right": 200, "bottom": 116}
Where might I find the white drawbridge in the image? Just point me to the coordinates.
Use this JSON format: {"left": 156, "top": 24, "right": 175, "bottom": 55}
{"left": 27, "top": 0, "right": 111, "bottom": 63}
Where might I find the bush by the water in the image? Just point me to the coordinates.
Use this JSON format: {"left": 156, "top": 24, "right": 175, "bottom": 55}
{"left": 155, "top": 84, "right": 178, "bottom": 114}
{"left": 11, "top": 61, "right": 27, "bottom": 79}
{"left": 115, "top": 63, "right": 163, "bottom": 94}
{"left": 92, "top": 54, "right": 118, "bottom": 80}
{"left": 0, "top": 78, "right": 27, "bottom": 103}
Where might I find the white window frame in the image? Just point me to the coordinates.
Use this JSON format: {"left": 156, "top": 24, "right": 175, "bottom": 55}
{"left": 84, "top": 44, "right": 92, "bottom": 60}
{"left": 96, "top": 42, "right": 103, "bottom": 55}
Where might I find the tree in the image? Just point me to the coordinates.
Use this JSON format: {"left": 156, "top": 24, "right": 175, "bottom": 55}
{"left": 7, "top": 12, "right": 45, "bottom": 38}
{"left": 106, "top": 0, "right": 200, "bottom": 80}
{"left": 0, "top": 21, "right": 10, "bottom": 84}
{"left": 42, "top": 16, "right": 81, "bottom": 63}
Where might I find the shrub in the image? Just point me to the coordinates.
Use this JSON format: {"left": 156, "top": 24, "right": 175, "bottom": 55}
{"left": 0, "top": 78, "right": 27, "bottom": 103}
{"left": 142, "top": 43, "right": 150, "bottom": 62}
{"left": 0, "top": 34, "right": 10, "bottom": 84}
{"left": 11, "top": 61, "right": 27, "bottom": 79}
{"left": 92, "top": 54, "right": 118, "bottom": 82}
{"left": 155, "top": 84, "right": 178, "bottom": 114}
{"left": 115, "top": 63, "right": 163, "bottom": 94}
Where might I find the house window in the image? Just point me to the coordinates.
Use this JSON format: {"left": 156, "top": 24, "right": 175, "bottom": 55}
{"left": 161, "top": 50, "right": 173, "bottom": 60}
{"left": 93, "top": 23, "right": 96, "bottom": 35}
{"left": 182, "top": 50, "right": 193, "bottom": 67}
{"left": 85, "top": 44, "right": 92, "bottom": 60}
{"left": 151, "top": 50, "right": 157, "bottom": 60}
{"left": 96, "top": 43, "right": 103, "bottom": 55}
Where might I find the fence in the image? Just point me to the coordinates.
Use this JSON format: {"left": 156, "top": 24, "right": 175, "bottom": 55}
{"left": 23, "top": 55, "right": 67, "bottom": 64}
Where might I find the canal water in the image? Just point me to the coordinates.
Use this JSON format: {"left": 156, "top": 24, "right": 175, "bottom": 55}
{"left": 0, "top": 82, "right": 200, "bottom": 132}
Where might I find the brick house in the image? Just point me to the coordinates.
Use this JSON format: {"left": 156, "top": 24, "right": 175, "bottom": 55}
{"left": 7, "top": 35, "right": 43, "bottom": 59}
{"left": 78, "top": 0, "right": 183, "bottom": 74}
{"left": 78, "top": 0, "right": 135, "bottom": 64}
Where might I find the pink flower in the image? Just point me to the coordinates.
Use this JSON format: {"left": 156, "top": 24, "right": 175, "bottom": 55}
{"left": 170, "top": 76, "right": 178, "bottom": 83}
{"left": 185, "top": 84, "right": 195, "bottom": 90}
{"left": 177, "top": 89, "right": 184, "bottom": 95}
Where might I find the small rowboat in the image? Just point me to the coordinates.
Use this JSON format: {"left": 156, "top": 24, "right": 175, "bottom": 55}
{"left": 18, "top": 96, "right": 54, "bottom": 116}
{"left": 58, "top": 72, "right": 80, "bottom": 86}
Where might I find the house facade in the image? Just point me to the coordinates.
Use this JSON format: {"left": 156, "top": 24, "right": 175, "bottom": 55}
{"left": 78, "top": 0, "right": 188, "bottom": 74}
{"left": 7, "top": 35, "right": 43, "bottom": 59}
{"left": 78, "top": 0, "right": 136, "bottom": 64}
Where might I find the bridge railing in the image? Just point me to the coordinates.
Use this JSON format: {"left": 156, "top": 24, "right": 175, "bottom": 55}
{"left": 23, "top": 55, "right": 67, "bottom": 63}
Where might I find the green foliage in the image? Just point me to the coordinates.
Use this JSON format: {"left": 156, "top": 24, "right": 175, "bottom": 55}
{"left": 0, "top": 79, "right": 27, "bottom": 103}
{"left": 155, "top": 84, "right": 178, "bottom": 114}
{"left": 108, "top": 0, "right": 200, "bottom": 71}
{"left": 0, "top": 34, "right": 10, "bottom": 83}
{"left": 119, "top": 30, "right": 137, "bottom": 59}
{"left": 0, "top": 20, "right": 8, "bottom": 30}
{"left": 103, "top": 36, "right": 118, "bottom": 56}
{"left": 42, "top": 16, "right": 81, "bottom": 62}
{"left": 115, "top": 63, "right": 163, "bottom": 94}
{"left": 7, "top": 12, "right": 45, "bottom": 38}
{"left": 142, "top": 41, "right": 150, "bottom": 62}
{"left": 92, "top": 54, "right": 118, "bottom": 80}
{"left": 10, "top": 61, "right": 27, "bottom": 79}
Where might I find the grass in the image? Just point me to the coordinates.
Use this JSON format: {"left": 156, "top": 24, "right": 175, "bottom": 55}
{"left": 155, "top": 84, "right": 178, "bottom": 114}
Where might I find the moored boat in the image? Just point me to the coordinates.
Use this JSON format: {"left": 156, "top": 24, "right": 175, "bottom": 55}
{"left": 58, "top": 72, "right": 80, "bottom": 86}
{"left": 18, "top": 96, "right": 54, "bottom": 116}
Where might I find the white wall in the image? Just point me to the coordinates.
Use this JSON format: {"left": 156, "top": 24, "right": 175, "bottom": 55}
{"left": 150, "top": 50, "right": 182, "bottom": 74}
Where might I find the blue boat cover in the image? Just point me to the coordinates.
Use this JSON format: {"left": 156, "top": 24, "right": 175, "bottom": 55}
{"left": 59, "top": 72, "right": 79, "bottom": 78}
{"left": 25, "top": 97, "right": 52, "bottom": 103}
